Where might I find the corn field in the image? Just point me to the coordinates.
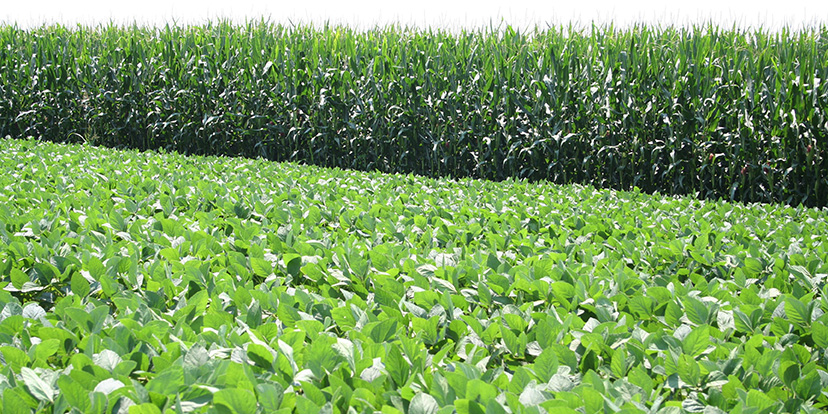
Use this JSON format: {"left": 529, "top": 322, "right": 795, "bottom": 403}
{"left": 0, "top": 21, "right": 826, "bottom": 206}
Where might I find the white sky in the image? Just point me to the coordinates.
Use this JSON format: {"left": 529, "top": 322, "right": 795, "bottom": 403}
{"left": 1, "top": 0, "right": 826, "bottom": 30}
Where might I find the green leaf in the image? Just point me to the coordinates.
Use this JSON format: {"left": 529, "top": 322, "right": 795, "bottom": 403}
{"left": 94, "top": 378, "right": 125, "bottom": 395}
{"left": 284, "top": 254, "right": 302, "bottom": 278}
{"left": 296, "top": 396, "right": 320, "bottom": 413}
{"left": 578, "top": 386, "right": 604, "bottom": 413}
{"left": 733, "top": 309, "right": 754, "bottom": 333}
{"left": 0, "top": 316, "right": 24, "bottom": 338}
{"left": 3, "top": 388, "right": 32, "bottom": 414}
{"left": 540, "top": 406, "right": 579, "bottom": 414}
{"left": 628, "top": 295, "right": 654, "bottom": 319}
{"left": 0, "top": 346, "right": 30, "bottom": 372}
{"left": 465, "top": 379, "right": 497, "bottom": 403}
{"left": 409, "top": 392, "right": 439, "bottom": 414}
{"left": 665, "top": 301, "right": 683, "bottom": 327}
{"left": 21, "top": 367, "right": 54, "bottom": 403}
{"left": 779, "top": 360, "right": 800, "bottom": 388}
{"left": 610, "top": 347, "right": 629, "bottom": 378}
{"left": 784, "top": 297, "right": 811, "bottom": 328}
{"left": 445, "top": 371, "right": 469, "bottom": 399}
{"left": 89, "top": 391, "right": 108, "bottom": 414}
{"left": 250, "top": 257, "right": 273, "bottom": 277}
{"left": 746, "top": 389, "right": 777, "bottom": 411}
{"left": 627, "top": 366, "right": 653, "bottom": 395}
{"left": 214, "top": 388, "right": 258, "bottom": 414}
{"left": 255, "top": 383, "right": 285, "bottom": 412}
{"left": 234, "top": 202, "right": 251, "bottom": 219}
{"left": 789, "top": 265, "right": 813, "bottom": 287}
{"left": 455, "top": 399, "right": 486, "bottom": 414}
{"left": 518, "top": 385, "right": 547, "bottom": 407}
{"left": 683, "top": 297, "right": 709, "bottom": 326}
{"left": 146, "top": 366, "right": 184, "bottom": 395}
{"left": 34, "top": 338, "right": 60, "bottom": 362}
{"left": 812, "top": 322, "right": 828, "bottom": 348}
{"left": 507, "top": 368, "right": 533, "bottom": 395}
{"left": 793, "top": 372, "right": 821, "bottom": 401}
{"left": 58, "top": 375, "right": 91, "bottom": 411}
{"left": 368, "top": 318, "right": 398, "bottom": 344}
{"left": 412, "top": 316, "right": 439, "bottom": 346}
{"left": 278, "top": 302, "right": 302, "bottom": 327}
{"left": 753, "top": 350, "right": 779, "bottom": 378}
{"left": 71, "top": 272, "right": 91, "bottom": 299}
{"left": 385, "top": 344, "right": 410, "bottom": 387}
{"left": 158, "top": 247, "right": 179, "bottom": 262}
{"left": 183, "top": 343, "right": 209, "bottom": 373}
{"left": 501, "top": 328, "right": 523, "bottom": 357}
{"left": 486, "top": 253, "right": 500, "bottom": 270}
{"left": 247, "top": 343, "right": 275, "bottom": 370}
{"left": 477, "top": 284, "right": 492, "bottom": 308}
{"left": 681, "top": 325, "right": 710, "bottom": 357}
{"left": 299, "top": 381, "right": 326, "bottom": 407}
{"left": 10, "top": 268, "right": 28, "bottom": 289}
{"left": 677, "top": 354, "right": 700, "bottom": 387}
{"left": 532, "top": 347, "right": 559, "bottom": 383}
{"left": 550, "top": 281, "right": 575, "bottom": 303}
{"left": 93, "top": 349, "right": 122, "bottom": 372}
{"left": 484, "top": 399, "right": 508, "bottom": 414}
{"left": 502, "top": 313, "right": 528, "bottom": 332}
{"left": 128, "top": 403, "right": 163, "bottom": 414}
{"left": 21, "top": 303, "right": 45, "bottom": 321}
{"left": 743, "top": 257, "right": 764, "bottom": 277}
{"left": 307, "top": 336, "right": 340, "bottom": 378}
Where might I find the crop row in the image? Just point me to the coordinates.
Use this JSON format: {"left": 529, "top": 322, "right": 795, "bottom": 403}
{"left": 0, "top": 22, "right": 826, "bottom": 206}
{"left": 1, "top": 138, "right": 828, "bottom": 412}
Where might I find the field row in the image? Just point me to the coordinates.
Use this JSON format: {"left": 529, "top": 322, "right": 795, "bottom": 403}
{"left": 0, "top": 23, "right": 826, "bottom": 205}
{"left": 1, "top": 138, "right": 828, "bottom": 413}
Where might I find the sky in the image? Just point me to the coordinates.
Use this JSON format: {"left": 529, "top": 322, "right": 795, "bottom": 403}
{"left": 1, "top": 0, "right": 826, "bottom": 31}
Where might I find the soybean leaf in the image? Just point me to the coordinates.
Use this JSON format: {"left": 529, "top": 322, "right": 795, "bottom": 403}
{"left": 214, "top": 388, "right": 258, "bottom": 414}
{"left": 21, "top": 367, "right": 54, "bottom": 403}
{"left": 681, "top": 325, "right": 710, "bottom": 357}
{"left": 409, "top": 393, "right": 439, "bottom": 414}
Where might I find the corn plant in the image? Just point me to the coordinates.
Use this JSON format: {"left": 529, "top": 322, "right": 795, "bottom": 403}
{"left": 0, "top": 21, "right": 825, "bottom": 206}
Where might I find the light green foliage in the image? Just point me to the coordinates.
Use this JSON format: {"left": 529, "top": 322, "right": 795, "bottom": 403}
{"left": 0, "top": 22, "right": 825, "bottom": 206}
{"left": 1, "top": 138, "right": 828, "bottom": 413}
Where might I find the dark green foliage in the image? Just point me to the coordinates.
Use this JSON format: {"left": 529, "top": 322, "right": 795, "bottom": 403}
{"left": 0, "top": 22, "right": 826, "bottom": 206}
